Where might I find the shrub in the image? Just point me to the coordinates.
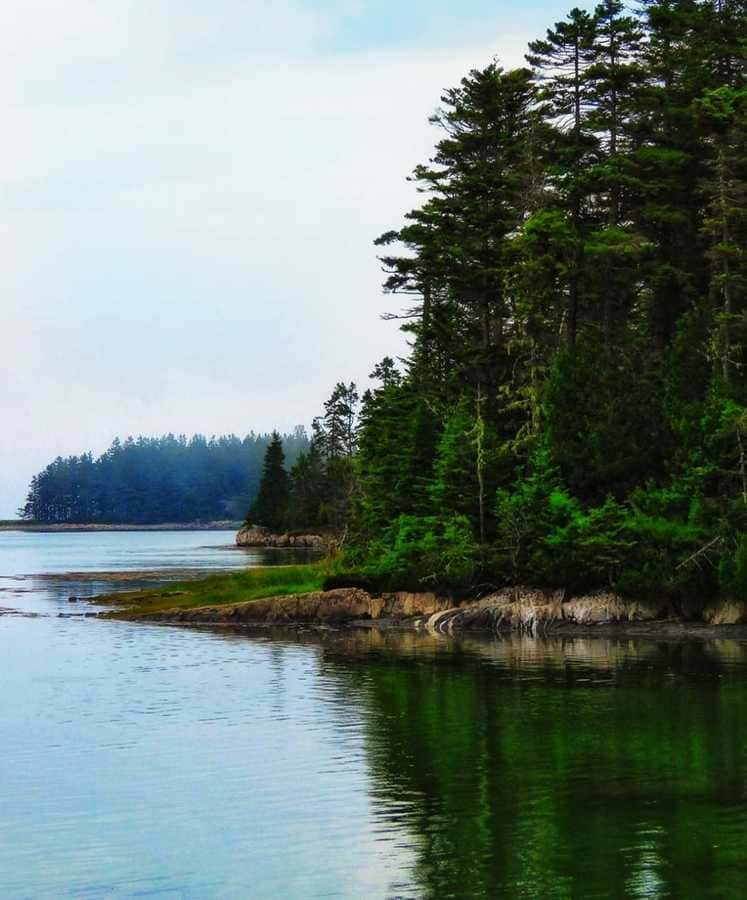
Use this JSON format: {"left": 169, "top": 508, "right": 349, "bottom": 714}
{"left": 364, "top": 514, "right": 481, "bottom": 592}
{"left": 495, "top": 454, "right": 715, "bottom": 599}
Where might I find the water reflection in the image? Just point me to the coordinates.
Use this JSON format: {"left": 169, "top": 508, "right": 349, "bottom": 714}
{"left": 2, "top": 527, "right": 746, "bottom": 898}
{"left": 214, "top": 628, "right": 747, "bottom": 899}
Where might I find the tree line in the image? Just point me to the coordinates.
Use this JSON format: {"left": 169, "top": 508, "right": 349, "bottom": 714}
{"left": 253, "top": 0, "right": 747, "bottom": 604}
{"left": 21, "top": 430, "right": 309, "bottom": 524}
{"left": 248, "top": 382, "right": 360, "bottom": 533}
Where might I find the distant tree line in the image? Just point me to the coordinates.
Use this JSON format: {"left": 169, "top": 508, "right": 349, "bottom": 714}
{"left": 21, "top": 430, "right": 309, "bottom": 524}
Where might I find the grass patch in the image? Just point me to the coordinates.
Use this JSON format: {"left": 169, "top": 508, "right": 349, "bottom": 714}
{"left": 100, "top": 563, "right": 326, "bottom": 618}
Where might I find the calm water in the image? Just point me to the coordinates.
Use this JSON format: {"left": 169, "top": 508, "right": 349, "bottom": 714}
{"left": 1, "top": 532, "right": 746, "bottom": 898}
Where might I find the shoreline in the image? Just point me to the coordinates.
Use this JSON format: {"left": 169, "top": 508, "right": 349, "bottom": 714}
{"left": 0, "top": 521, "right": 243, "bottom": 533}
{"left": 98, "top": 583, "right": 747, "bottom": 640}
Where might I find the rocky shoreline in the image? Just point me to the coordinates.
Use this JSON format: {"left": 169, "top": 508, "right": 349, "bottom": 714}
{"left": 109, "top": 585, "right": 747, "bottom": 639}
{"left": 235, "top": 525, "right": 328, "bottom": 549}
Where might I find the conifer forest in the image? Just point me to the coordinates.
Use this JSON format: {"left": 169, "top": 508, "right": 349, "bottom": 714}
{"left": 263, "top": 0, "right": 747, "bottom": 605}
{"left": 27, "top": 0, "right": 747, "bottom": 605}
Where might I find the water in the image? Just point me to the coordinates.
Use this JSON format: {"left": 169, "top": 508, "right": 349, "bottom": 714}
{"left": 1, "top": 532, "right": 746, "bottom": 898}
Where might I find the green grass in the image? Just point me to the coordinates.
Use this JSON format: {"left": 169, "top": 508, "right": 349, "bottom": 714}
{"left": 100, "top": 563, "right": 326, "bottom": 618}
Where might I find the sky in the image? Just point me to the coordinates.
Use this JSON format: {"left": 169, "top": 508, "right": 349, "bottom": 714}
{"left": 0, "top": 0, "right": 588, "bottom": 517}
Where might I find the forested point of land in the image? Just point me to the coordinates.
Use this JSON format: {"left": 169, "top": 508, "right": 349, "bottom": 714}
{"left": 250, "top": 0, "right": 747, "bottom": 607}
{"left": 21, "top": 430, "right": 309, "bottom": 524}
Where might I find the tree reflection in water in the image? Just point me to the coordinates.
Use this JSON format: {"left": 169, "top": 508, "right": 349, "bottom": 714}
{"left": 265, "top": 629, "right": 747, "bottom": 899}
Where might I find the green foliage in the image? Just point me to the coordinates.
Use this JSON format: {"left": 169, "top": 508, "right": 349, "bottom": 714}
{"left": 67, "top": 2, "right": 747, "bottom": 605}
{"left": 544, "top": 497, "right": 635, "bottom": 593}
{"left": 362, "top": 515, "right": 481, "bottom": 593}
{"left": 347, "top": 4, "right": 747, "bottom": 602}
{"left": 21, "top": 429, "right": 310, "bottom": 524}
{"left": 281, "top": 381, "right": 363, "bottom": 532}
{"left": 543, "top": 337, "right": 667, "bottom": 500}
{"left": 248, "top": 432, "right": 289, "bottom": 532}
{"left": 355, "top": 375, "right": 439, "bottom": 538}
{"left": 430, "top": 399, "right": 482, "bottom": 522}
{"left": 495, "top": 447, "right": 576, "bottom": 583}
{"left": 103, "top": 563, "right": 327, "bottom": 618}
{"left": 494, "top": 450, "right": 715, "bottom": 599}
{"left": 287, "top": 441, "right": 327, "bottom": 529}
{"left": 494, "top": 451, "right": 642, "bottom": 594}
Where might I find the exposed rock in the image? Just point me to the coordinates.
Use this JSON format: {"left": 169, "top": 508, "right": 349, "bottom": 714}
{"left": 413, "top": 588, "right": 667, "bottom": 635}
{"left": 120, "top": 584, "right": 747, "bottom": 636}
{"left": 145, "top": 588, "right": 451, "bottom": 626}
{"left": 702, "top": 600, "right": 747, "bottom": 625}
{"left": 235, "top": 524, "right": 327, "bottom": 549}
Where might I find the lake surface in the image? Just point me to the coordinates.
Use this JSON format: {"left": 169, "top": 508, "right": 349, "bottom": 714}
{"left": 1, "top": 531, "right": 746, "bottom": 898}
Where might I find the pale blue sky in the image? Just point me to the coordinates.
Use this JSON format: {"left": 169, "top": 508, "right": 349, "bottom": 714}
{"left": 1, "top": 0, "right": 593, "bottom": 516}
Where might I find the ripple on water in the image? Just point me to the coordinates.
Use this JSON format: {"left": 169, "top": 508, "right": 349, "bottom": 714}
{"left": 2, "top": 532, "right": 747, "bottom": 898}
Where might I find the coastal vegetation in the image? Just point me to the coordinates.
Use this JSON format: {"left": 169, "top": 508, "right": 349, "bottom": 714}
{"left": 252, "top": 0, "right": 747, "bottom": 610}
{"left": 100, "top": 563, "right": 327, "bottom": 618}
{"left": 247, "top": 383, "right": 360, "bottom": 534}
{"left": 26, "top": 0, "right": 746, "bottom": 613}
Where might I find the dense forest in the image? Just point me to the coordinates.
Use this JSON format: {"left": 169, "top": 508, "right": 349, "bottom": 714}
{"left": 251, "top": 0, "right": 747, "bottom": 605}
{"left": 21, "top": 430, "right": 309, "bottom": 524}
{"left": 248, "top": 382, "right": 360, "bottom": 533}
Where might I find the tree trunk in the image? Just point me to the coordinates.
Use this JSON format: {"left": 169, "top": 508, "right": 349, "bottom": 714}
{"left": 717, "top": 146, "right": 732, "bottom": 384}
{"left": 475, "top": 384, "right": 486, "bottom": 544}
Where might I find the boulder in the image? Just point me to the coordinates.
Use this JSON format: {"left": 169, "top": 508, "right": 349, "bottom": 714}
{"left": 235, "top": 525, "right": 326, "bottom": 549}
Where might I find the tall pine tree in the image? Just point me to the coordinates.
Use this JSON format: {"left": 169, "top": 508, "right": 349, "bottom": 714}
{"left": 248, "top": 432, "right": 289, "bottom": 531}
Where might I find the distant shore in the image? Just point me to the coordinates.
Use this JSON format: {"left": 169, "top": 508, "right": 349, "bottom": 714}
{"left": 0, "top": 521, "right": 243, "bottom": 533}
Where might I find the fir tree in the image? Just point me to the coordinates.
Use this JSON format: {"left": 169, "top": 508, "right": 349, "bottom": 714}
{"left": 247, "top": 432, "right": 289, "bottom": 532}
{"left": 526, "top": 7, "right": 597, "bottom": 344}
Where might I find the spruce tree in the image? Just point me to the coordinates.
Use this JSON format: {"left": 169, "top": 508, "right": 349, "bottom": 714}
{"left": 314, "top": 1, "right": 747, "bottom": 598}
{"left": 355, "top": 372, "right": 439, "bottom": 537}
{"left": 248, "top": 432, "right": 289, "bottom": 532}
{"left": 286, "top": 440, "right": 327, "bottom": 530}
{"left": 697, "top": 85, "right": 747, "bottom": 385}
{"left": 376, "top": 64, "right": 543, "bottom": 429}
{"left": 429, "top": 397, "right": 500, "bottom": 538}
{"left": 526, "top": 8, "right": 597, "bottom": 343}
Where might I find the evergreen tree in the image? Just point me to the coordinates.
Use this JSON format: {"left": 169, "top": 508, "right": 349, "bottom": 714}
{"left": 313, "top": 382, "right": 360, "bottom": 459}
{"left": 376, "top": 63, "right": 545, "bottom": 443}
{"left": 287, "top": 440, "right": 327, "bottom": 529}
{"left": 22, "top": 429, "right": 309, "bottom": 524}
{"left": 697, "top": 85, "right": 747, "bottom": 384}
{"left": 355, "top": 366, "right": 439, "bottom": 538}
{"left": 526, "top": 7, "right": 597, "bottom": 343}
{"left": 630, "top": 0, "right": 709, "bottom": 346}
{"left": 340, "top": 1, "right": 747, "bottom": 600}
{"left": 248, "top": 432, "right": 289, "bottom": 531}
